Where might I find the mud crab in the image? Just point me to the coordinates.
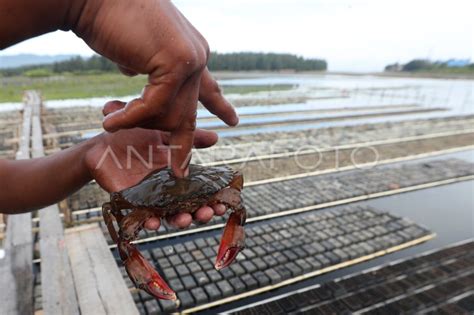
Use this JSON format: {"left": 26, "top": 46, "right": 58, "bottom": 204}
{"left": 102, "top": 164, "right": 246, "bottom": 300}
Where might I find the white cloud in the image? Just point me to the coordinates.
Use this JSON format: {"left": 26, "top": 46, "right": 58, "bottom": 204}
{"left": 1, "top": 0, "right": 472, "bottom": 71}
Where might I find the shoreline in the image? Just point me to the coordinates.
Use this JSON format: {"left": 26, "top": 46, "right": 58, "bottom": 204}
{"left": 212, "top": 70, "right": 474, "bottom": 81}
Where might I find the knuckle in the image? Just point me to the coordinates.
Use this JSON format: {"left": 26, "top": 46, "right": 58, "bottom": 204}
{"left": 210, "top": 80, "right": 222, "bottom": 96}
{"left": 202, "top": 40, "right": 211, "bottom": 61}
{"left": 182, "top": 112, "right": 197, "bottom": 132}
{"left": 149, "top": 71, "right": 182, "bottom": 90}
{"left": 178, "top": 43, "right": 209, "bottom": 72}
{"left": 193, "top": 56, "right": 207, "bottom": 72}
{"left": 165, "top": 119, "right": 181, "bottom": 131}
{"left": 156, "top": 72, "right": 181, "bottom": 85}
{"left": 193, "top": 29, "right": 211, "bottom": 62}
{"left": 174, "top": 48, "right": 204, "bottom": 73}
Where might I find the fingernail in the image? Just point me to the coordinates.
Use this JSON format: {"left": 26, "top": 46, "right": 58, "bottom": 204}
{"left": 230, "top": 114, "right": 239, "bottom": 126}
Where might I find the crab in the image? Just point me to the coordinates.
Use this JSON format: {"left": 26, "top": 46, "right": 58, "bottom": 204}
{"left": 102, "top": 164, "right": 246, "bottom": 300}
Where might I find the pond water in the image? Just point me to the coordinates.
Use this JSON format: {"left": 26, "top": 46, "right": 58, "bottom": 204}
{"left": 3, "top": 73, "right": 472, "bottom": 114}
{"left": 30, "top": 74, "right": 472, "bottom": 140}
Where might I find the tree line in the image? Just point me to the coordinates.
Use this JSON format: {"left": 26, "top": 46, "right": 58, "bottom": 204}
{"left": 385, "top": 59, "right": 474, "bottom": 72}
{"left": 208, "top": 52, "right": 327, "bottom": 71}
{"left": 0, "top": 53, "right": 327, "bottom": 77}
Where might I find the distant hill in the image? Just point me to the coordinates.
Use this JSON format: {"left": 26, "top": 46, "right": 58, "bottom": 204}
{"left": 0, "top": 54, "right": 77, "bottom": 69}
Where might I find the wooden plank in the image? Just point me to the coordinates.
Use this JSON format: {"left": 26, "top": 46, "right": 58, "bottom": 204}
{"left": 31, "top": 94, "right": 80, "bottom": 315}
{"left": 0, "top": 92, "right": 34, "bottom": 315}
{"left": 0, "top": 214, "right": 34, "bottom": 315}
{"left": 65, "top": 224, "right": 139, "bottom": 315}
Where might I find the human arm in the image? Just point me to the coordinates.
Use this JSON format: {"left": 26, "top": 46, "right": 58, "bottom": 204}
{"left": 0, "top": 0, "right": 83, "bottom": 49}
{"left": 0, "top": 139, "right": 93, "bottom": 214}
{"left": 0, "top": 128, "right": 225, "bottom": 228}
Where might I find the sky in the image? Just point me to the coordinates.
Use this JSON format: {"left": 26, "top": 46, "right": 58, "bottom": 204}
{"left": 0, "top": 0, "right": 472, "bottom": 72}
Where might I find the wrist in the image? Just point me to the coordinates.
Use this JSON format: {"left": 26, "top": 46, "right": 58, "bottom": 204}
{"left": 65, "top": 0, "right": 103, "bottom": 38}
{"left": 78, "top": 133, "right": 104, "bottom": 182}
{"left": 0, "top": 0, "right": 85, "bottom": 49}
{"left": 60, "top": 0, "right": 88, "bottom": 31}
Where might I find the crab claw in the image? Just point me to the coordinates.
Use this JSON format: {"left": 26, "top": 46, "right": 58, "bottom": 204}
{"left": 119, "top": 242, "right": 176, "bottom": 300}
{"left": 215, "top": 207, "right": 246, "bottom": 270}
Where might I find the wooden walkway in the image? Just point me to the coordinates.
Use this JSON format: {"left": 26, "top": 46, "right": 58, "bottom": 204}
{"left": 0, "top": 92, "right": 34, "bottom": 315}
{"left": 0, "top": 91, "right": 137, "bottom": 315}
{"left": 65, "top": 224, "right": 138, "bottom": 315}
{"left": 31, "top": 93, "right": 80, "bottom": 315}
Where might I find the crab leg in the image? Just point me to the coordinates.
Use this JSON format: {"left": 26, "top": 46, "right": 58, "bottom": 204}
{"left": 215, "top": 204, "right": 246, "bottom": 270}
{"left": 212, "top": 175, "right": 247, "bottom": 270}
{"left": 117, "top": 209, "right": 177, "bottom": 300}
{"left": 102, "top": 202, "right": 119, "bottom": 243}
{"left": 119, "top": 209, "right": 154, "bottom": 241}
{"left": 118, "top": 241, "right": 176, "bottom": 300}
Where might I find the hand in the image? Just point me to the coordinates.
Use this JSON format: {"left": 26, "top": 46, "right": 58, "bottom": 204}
{"left": 71, "top": 0, "right": 239, "bottom": 177}
{"left": 85, "top": 128, "right": 226, "bottom": 230}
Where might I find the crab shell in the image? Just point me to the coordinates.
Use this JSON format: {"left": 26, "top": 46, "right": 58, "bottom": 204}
{"left": 112, "top": 164, "right": 237, "bottom": 216}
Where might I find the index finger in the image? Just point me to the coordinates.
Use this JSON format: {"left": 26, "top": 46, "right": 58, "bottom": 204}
{"left": 161, "top": 128, "right": 218, "bottom": 148}
{"left": 169, "top": 72, "right": 201, "bottom": 177}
